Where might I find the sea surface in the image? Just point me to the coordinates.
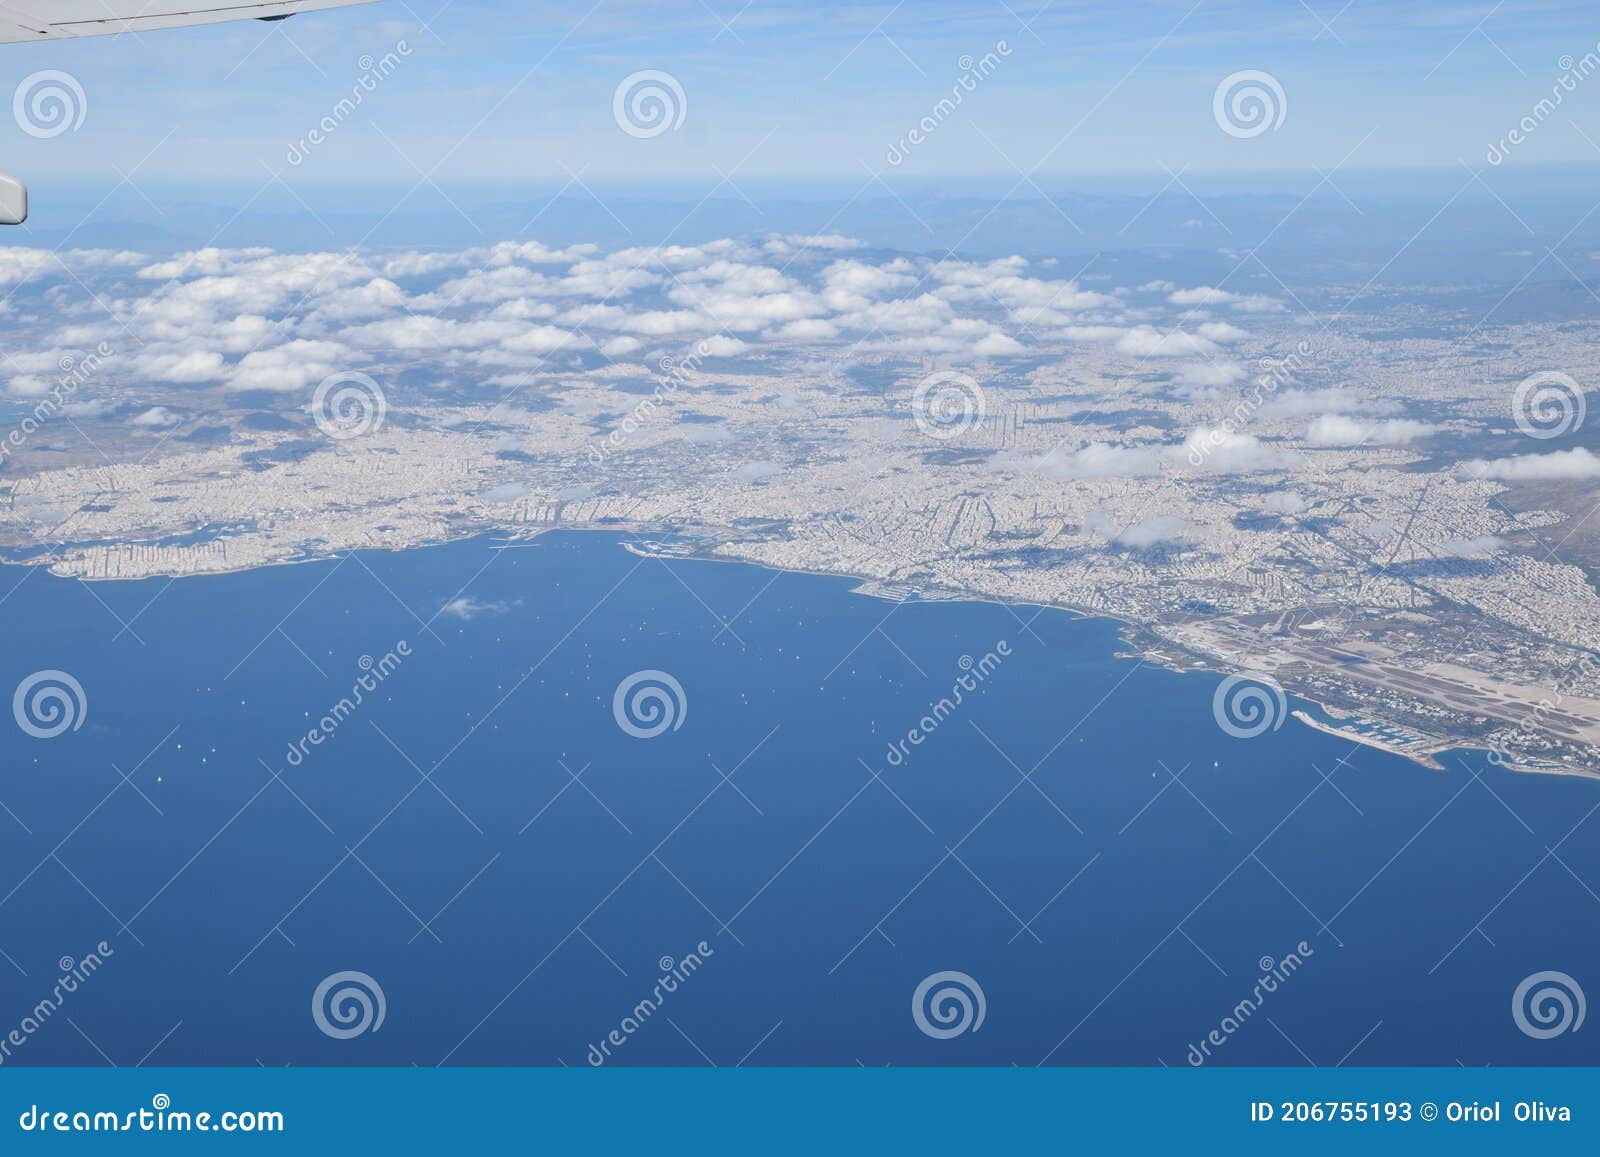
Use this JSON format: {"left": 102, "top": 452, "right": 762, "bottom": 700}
{"left": 1, "top": 531, "right": 1597, "bottom": 1067}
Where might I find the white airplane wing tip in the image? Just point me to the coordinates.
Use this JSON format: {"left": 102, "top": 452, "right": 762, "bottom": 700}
{"left": 0, "top": 174, "right": 25, "bottom": 225}
{"left": 0, "top": 0, "right": 374, "bottom": 45}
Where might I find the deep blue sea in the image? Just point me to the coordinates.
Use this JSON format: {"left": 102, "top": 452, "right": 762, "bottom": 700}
{"left": 1, "top": 531, "right": 1597, "bottom": 1067}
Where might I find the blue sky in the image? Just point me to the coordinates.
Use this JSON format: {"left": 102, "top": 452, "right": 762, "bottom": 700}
{"left": 0, "top": 0, "right": 1598, "bottom": 192}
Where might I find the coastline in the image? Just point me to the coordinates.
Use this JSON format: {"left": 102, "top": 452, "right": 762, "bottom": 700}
{"left": 6, "top": 521, "right": 1593, "bottom": 785}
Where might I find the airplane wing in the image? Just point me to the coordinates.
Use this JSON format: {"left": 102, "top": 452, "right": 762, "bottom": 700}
{"left": 0, "top": 0, "right": 374, "bottom": 44}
